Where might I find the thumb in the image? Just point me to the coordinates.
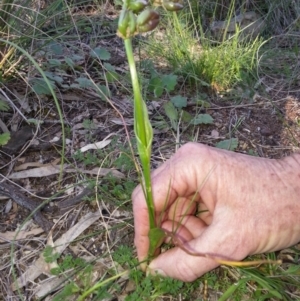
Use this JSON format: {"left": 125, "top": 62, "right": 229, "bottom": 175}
{"left": 148, "top": 223, "right": 250, "bottom": 282}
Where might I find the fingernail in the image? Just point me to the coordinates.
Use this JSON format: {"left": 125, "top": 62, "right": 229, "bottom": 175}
{"left": 147, "top": 266, "right": 166, "bottom": 277}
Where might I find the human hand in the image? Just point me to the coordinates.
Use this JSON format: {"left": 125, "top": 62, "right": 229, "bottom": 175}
{"left": 132, "top": 143, "right": 300, "bottom": 281}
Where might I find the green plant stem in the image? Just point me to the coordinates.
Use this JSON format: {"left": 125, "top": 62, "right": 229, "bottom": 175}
{"left": 76, "top": 271, "right": 129, "bottom": 301}
{"left": 124, "top": 38, "right": 155, "bottom": 230}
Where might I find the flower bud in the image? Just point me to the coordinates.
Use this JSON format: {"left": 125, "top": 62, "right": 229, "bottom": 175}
{"left": 117, "top": 9, "right": 137, "bottom": 39}
{"left": 129, "top": 0, "right": 149, "bottom": 13}
{"left": 162, "top": 0, "right": 184, "bottom": 11}
{"left": 136, "top": 9, "right": 160, "bottom": 33}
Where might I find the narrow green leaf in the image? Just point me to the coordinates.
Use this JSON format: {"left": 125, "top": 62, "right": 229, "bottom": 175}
{"left": 148, "top": 227, "right": 166, "bottom": 258}
{"left": 191, "top": 113, "right": 214, "bottom": 125}
{"left": 218, "top": 279, "right": 248, "bottom": 301}
{"left": 282, "top": 264, "right": 300, "bottom": 274}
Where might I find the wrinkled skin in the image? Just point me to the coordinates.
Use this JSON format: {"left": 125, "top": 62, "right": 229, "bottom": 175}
{"left": 132, "top": 143, "right": 300, "bottom": 282}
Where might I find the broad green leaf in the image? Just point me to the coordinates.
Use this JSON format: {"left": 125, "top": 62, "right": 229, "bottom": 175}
{"left": 91, "top": 47, "right": 111, "bottom": 61}
{"left": 49, "top": 43, "right": 63, "bottom": 55}
{"left": 171, "top": 95, "right": 187, "bottom": 109}
{"left": 191, "top": 113, "right": 214, "bottom": 125}
{"left": 148, "top": 227, "right": 166, "bottom": 258}
{"left": 97, "top": 85, "right": 111, "bottom": 100}
{"left": 72, "top": 54, "right": 84, "bottom": 62}
{"left": 154, "top": 86, "right": 163, "bottom": 98}
{"left": 163, "top": 101, "right": 178, "bottom": 130}
{"left": 216, "top": 138, "right": 239, "bottom": 151}
{"left": 47, "top": 59, "right": 61, "bottom": 67}
{"left": 181, "top": 110, "right": 193, "bottom": 123}
{"left": 76, "top": 77, "right": 93, "bottom": 88}
{"left": 148, "top": 76, "right": 163, "bottom": 98}
{"left": 0, "top": 100, "right": 9, "bottom": 112}
{"left": 195, "top": 99, "right": 211, "bottom": 108}
{"left": 0, "top": 132, "right": 10, "bottom": 146}
{"left": 103, "top": 62, "right": 115, "bottom": 72}
{"left": 65, "top": 57, "right": 75, "bottom": 68}
{"left": 162, "top": 74, "right": 177, "bottom": 92}
{"left": 103, "top": 63, "right": 119, "bottom": 83}
{"left": 44, "top": 71, "right": 63, "bottom": 84}
{"left": 84, "top": 26, "right": 92, "bottom": 33}
{"left": 105, "top": 71, "right": 119, "bottom": 83}
{"left": 32, "top": 78, "right": 55, "bottom": 95}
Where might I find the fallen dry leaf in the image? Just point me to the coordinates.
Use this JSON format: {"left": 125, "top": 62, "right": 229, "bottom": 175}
{"left": 12, "top": 211, "right": 102, "bottom": 291}
{"left": 0, "top": 228, "right": 44, "bottom": 242}
{"left": 80, "top": 139, "right": 111, "bottom": 152}
{"left": 14, "top": 159, "right": 60, "bottom": 171}
{"left": 9, "top": 165, "right": 124, "bottom": 179}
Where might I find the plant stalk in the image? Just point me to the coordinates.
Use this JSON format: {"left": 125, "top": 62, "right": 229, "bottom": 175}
{"left": 124, "top": 38, "right": 156, "bottom": 231}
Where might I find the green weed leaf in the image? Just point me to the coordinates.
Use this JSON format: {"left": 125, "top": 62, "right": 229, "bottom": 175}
{"left": 52, "top": 283, "right": 80, "bottom": 301}
{"left": 0, "top": 100, "right": 9, "bottom": 111}
{"left": 65, "top": 57, "right": 75, "bottom": 68}
{"left": 181, "top": 110, "right": 193, "bottom": 123}
{"left": 49, "top": 43, "right": 63, "bottom": 55}
{"left": 76, "top": 77, "right": 93, "bottom": 88}
{"left": 162, "top": 74, "right": 177, "bottom": 92}
{"left": 47, "top": 59, "right": 61, "bottom": 67}
{"left": 43, "top": 246, "right": 60, "bottom": 263}
{"left": 148, "top": 76, "right": 164, "bottom": 97}
{"left": 0, "top": 132, "right": 10, "bottom": 146}
{"left": 216, "top": 138, "right": 238, "bottom": 151}
{"left": 171, "top": 95, "right": 187, "bottom": 109}
{"left": 163, "top": 101, "right": 178, "bottom": 130}
{"left": 32, "top": 78, "right": 56, "bottom": 95}
{"left": 44, "top": 71, "right": 63, "bottom": 84}
{"left": 218, "top": 279, "right": 248, "bottom": 301}
{"left": 92, "top": 47, "right": 111, "bottom": 60}
{"left": 103, "top": 62, "right": 115, "bottom": 71}
{"left": 97, "top": 84, "right": 111, "bottom": 100}
{"left": 195, "top": 99, "right": 211, "bottom": 108}
{"left": 104, "top": 63, "right": 119, "bottom": 82}
{"left": 191, "top": 113, "right": 214, "bottom": 125}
